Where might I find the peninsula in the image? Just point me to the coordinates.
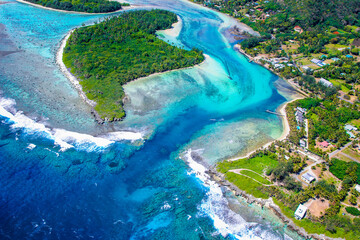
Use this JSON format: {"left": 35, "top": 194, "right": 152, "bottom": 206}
{"left": 191, "top": 0, "right": 360, "bottom": 239}
{"left": 62, "top": 10, "right": 204, "bottom": 122}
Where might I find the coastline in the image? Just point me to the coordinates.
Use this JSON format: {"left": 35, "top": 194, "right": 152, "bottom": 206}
{"left": 16, "top": 0, "right": 137, "bottom": 15}
{"left": 57, "top": 15, "right": 207, "bottom": 123}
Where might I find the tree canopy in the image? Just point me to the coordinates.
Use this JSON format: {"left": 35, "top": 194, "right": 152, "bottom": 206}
{"left": 63, "top": 10, "right": 204, "bottom": 121}
{"left": 25, "top": 0, "right": 125, "bottom": 13}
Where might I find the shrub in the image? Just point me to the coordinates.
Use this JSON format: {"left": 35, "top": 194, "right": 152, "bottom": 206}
{"left": 346, "top": 207, "right": 360, "bottom": 216}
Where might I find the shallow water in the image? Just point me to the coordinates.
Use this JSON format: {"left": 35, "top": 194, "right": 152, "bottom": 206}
{"left": 0, "top": 0, "right": 303, "bottom": 239}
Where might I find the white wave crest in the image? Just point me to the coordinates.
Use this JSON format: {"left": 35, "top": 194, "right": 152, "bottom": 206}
{"left": 0, "top": 97, "right": 143, "bottom": 151}
{"left": 183, "top": 149, "right": 280, "bottom": 240}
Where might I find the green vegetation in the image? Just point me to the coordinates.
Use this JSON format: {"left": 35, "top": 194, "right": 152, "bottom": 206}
{"left": 240, "top": 170, "right": 271, "bottom": 184}
{"left": 24, "top": 0, "right": 126, "bottom": 13}
{"left": 63, "top": 10, "right": 204, "bottom": 121}
{"left": 226, "top": 172, "right": 269, "bottom": 198}
{"left": 217, "top": 155, "right": 278, "bottom": 174}
{"left": 329, "top": 158, "right": 360, "bottom": 184}
{"left": 346, "top": 207, "right": 360, "bottom": 216}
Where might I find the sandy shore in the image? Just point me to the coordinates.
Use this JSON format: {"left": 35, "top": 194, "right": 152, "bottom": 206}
{"left": 56, "top": 30, "right": 97, "bottom": 108}
{"left": 160, "top": 15, "right": 183, "bottom": 38}
{"left": 226, "top": 96, "right": 303, "bottom": 161}
{"left": 57, "top": 14, "right": 208, "bottom": 122}
{"left": 16, "top": 0, "right": 137, "bottom": 15}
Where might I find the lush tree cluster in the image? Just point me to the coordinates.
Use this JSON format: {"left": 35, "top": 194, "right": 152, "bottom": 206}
{"left": 329, "top": 158, "right": 360, "bottom": 184}
{"left": 25, "top": 0, "right": 125, "bottom": 13}
{"left": 346, "top": 207, "right": 360, "bottom": 216}
{"left": 63, "top": 10, "right": 204, "bottom": 121}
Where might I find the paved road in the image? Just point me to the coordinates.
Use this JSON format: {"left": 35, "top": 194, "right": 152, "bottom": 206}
{"left": 329, "top": 141, "right": 353, "bottom": 158}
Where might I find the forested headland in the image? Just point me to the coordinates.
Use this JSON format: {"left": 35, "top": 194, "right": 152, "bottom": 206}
{"left": 63, "top": 10, "right": 204, "bottom": 121}
{"left": 24, "top": 0, "right": 126, "bottom": 13}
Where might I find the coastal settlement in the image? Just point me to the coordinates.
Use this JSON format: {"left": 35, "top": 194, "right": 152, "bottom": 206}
{"left": 190, "top": 0, "right": 360, "bottom": 239}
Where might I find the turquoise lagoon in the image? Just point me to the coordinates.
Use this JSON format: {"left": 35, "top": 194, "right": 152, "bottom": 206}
{"left": 0, "top": 0, "right": 303, "bottom": 239}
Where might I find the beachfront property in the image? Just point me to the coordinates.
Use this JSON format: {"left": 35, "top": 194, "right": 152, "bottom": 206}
{"left": 302, "top": 172, "right": 316, "bottom": 184}
{"left": 345, "top": 124, "right": 357, "bottom": 131}
{"left": 294, "top": 204, "right": 307, "bottom": 220}
{"left": 319, "top": 78, "right": 333, "bottom": 88}
{"left": 295, "top": 107, "right": 306, "bottom": 124}
{"left": 355, "top": 184, "right": 360, "bottom": 193}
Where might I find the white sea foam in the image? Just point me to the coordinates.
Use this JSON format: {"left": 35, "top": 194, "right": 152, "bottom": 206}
{"left": 0, "top": 97, "right": 143, "bottom": 151}
{"left": 183, "top": 149, "right": 282, "bottom": 240}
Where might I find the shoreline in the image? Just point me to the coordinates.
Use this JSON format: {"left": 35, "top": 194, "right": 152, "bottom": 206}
{"left": 16, "top": 0, "right": 137, "bottom": 15}
{"left": 57, "top": 14, "right": 208, "bottom": 123}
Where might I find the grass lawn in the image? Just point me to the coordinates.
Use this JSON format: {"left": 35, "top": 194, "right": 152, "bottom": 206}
{"left": 342, "top": 148, "right": 360, "bottom": 161}
{"left": 325, "top": 43, "right": 348, "bottom": 50}
{"left": 225, "top": 172, "right": 269, "bottom": 199}
{"left": 298, "top": 58, "right": 312, "bottom": 65}
{"left": 240, "top": 170, "right": 271, "bottom": 184}
{"left": 217, "top": 155, "right": 278, "bottom": 174}
{"left": 334, "top": 153, "right": 353, "bottom": 162}
{"left": 350, "top": 119, "right": 360, "bottom": 129}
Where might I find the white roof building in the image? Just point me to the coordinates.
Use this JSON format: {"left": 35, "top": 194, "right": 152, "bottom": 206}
{"left": 319, "top": 78, "right": 333, "bottom": 88}
{"left": 345, "top": 124, "right": 357, "bottom": 131}
{"left": 302, "top": 172, "right": 316, "bottom": 184}
{"left": 355, "top": 184, "right": 360, "bottom": 193}
{"left": 295, "top": 204, "right": 307, "bottom": 220}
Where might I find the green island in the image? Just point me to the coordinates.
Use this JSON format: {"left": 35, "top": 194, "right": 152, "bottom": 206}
{"left": 23, "top": 0, "right": 127, "bottom": 13}
{"left": 63, "top": 10, "right": 204, "bottom": 121}
{"left": 186, "top": 0, "right": 360, "bottom": 238}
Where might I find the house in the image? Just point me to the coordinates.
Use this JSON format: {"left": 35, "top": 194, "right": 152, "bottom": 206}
{"left": 319, "top": 78, "right": 333, "bottom": 88}
{"left": 300, "top": 139, "right": 307, "bottom": 148}
{"left": 294, "top": 204, "right": 307, "bottom": 220}
{"left": 355, "top": 184, "right": 360, "bottom": 193}
{"left": 331, "top": 57, "right": 340, "bottom": 61}
{"left": 294, "top": 26, "right": 303, "bottom": 33}
{"left": 311, "top": 58, "right": 326, "bottom": 67}
{"left": 296, "top": 107, "right": 306, "bottom": 114}
{"left": 302, "top": 66, "right": 311, "bottom": 71}
{"left": 347, "top": 131, "right": 356, "bottom": 139}
{"left": 346, "top": 54, "right": 353, "bottom": 58}
{"left": 295, "top": 110, "right": 304, "bottom": 123}
{"left": 318, "top": 141, "right": 329, "bottom": 148}
{"left": 345, "top": 124, "right": 357, "bottom": 131}
{"left": 352, "top": 39, "right": 360, "bottom": 47}
{"left": 302, "top": 172, "right": 316, "bottom": 184}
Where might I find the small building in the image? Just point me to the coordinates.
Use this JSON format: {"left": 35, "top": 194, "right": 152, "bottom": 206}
{"left": 345, "top": 124, "right": 357, "bottom": 131}
{"left": 318, "top": 141, "right": 329, "bottom": 148}
{"left": 319, "top": 78, "right": 334, "bottom": 88}
{"left": 296, "top": 107, "right": 306, "bottom": 114}
{"left": 346, "top": 54, "right": 353, "bottom": 58}
{"left": 347, "top": 131, "right": 356, "bottom": 138}
{"left": 355, "top": 184, "right": 360, "bottom": 193}
{"left": 331, "top": 57, "right": 340, "bottom": 61}
{"left": 295, "top": 110, "right": 304, "bottom": 123}
{"left": 352, "top": 39, "right": 360, "bottom": 47}
{"left": 302, "top": 66, "right": 311, "bottom": 71}
{"left": 294, "top": 204, "right": 307, "bottom": 220}
{"left": 300, "top": 139, "right": 307, "bottom": 148}
{"left": 294, "top": 26, "right": 303, "bottom": 33}
{"left": 311, "top": 58, "right": 326, "bottom": 67}
{"left": 302, "top": 172, "right": 316, "bottom": 184}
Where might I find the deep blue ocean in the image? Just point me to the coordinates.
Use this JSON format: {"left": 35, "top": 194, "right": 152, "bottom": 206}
{"left": 0, "top": 0, "right": 304, "bottom": 239}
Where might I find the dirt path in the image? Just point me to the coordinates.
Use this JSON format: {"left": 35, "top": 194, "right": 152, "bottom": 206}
{"left": 229, "top": 169, "right": 274, "bottom": 186}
